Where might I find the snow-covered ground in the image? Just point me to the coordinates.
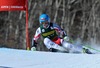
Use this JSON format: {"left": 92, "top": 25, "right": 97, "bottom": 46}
{"left": 0, "top": 48, "right": 100, "bottom": 68}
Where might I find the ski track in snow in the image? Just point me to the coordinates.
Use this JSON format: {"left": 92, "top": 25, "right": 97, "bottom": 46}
{"left": 0, "top": 48, "right": 100, "bottom": 68}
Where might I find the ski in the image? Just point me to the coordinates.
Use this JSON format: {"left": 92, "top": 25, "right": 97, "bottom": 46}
{"left": 82, "top": 45, "right": 100, "bottom": 54}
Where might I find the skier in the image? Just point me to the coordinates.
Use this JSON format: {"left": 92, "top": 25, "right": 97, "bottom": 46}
{"left": 31, "top": 14, "right": 92, "bottom": 54}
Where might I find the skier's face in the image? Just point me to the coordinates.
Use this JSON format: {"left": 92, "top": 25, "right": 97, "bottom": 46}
{"left": 42, "top": 21, "right": 49, "bottom": 28}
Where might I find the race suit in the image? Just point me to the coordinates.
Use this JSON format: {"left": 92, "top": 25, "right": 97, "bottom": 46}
{"left": 33, "top": 22, "right": 73, "bottom": 51}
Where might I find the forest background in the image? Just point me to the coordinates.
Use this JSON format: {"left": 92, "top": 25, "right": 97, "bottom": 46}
{"left": 0, "top": 0, "right": 100, "bottom": 51}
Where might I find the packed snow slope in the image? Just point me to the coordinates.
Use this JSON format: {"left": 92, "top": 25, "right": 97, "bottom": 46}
{"left": 0, "top": 48, "right": 100, "bottom": 68}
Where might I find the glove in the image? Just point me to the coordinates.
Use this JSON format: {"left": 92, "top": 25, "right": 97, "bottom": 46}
{"left": 31, "top": 47, "right": 36, "bottom": 51}
{"left": 31, "top": 38, "right": 37, "bottom": 51}
{"left": 63, "top": 36, "right": 70, "bottom": 42}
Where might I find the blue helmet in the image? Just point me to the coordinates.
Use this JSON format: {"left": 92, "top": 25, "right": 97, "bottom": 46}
{"left": 39, "top": 14, "right": 50, "bottom": 24}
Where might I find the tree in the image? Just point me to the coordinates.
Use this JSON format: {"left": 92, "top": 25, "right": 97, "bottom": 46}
{"left": 0, "top": 0, "right": 100, "bottom": 50}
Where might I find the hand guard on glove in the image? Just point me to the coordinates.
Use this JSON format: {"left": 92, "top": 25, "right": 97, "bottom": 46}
{"left": 31, "top": 47, "right": 36, "bottom": 51}
{"left": 63, "top": 36, "right": 70, "bottom": 42}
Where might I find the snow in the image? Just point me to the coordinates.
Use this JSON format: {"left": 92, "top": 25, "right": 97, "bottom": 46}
{"left": 0, "top": 48, "right": 100, "bottom": 68}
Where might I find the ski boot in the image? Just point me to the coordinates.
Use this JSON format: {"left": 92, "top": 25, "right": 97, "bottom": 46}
{"left": 83, "top": 48, "right": 93, "bottom": 54}
{"left": 49, "top": 48, "right": 69, "bottom": 53}
{"left": 49, "top": 48, "right": 59, "bottom": 52}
